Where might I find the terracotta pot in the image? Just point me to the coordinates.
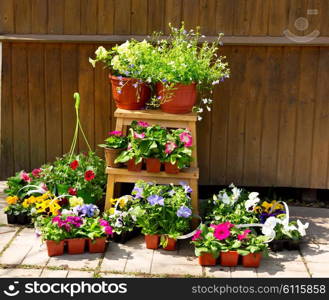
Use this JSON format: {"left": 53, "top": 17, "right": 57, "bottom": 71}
{"left": 242, "top": 252, "right": 262, "bottom": 268}
{"left": 163, "top": 237, "right": 177, "bottom": 251}
{"left": 110, "top": 75, "right": 150, "bottom": 110}
{"left": 105, "top": 147, "right": 124, "bottom": 168}
{"left": 145, "top": 234, "right": 159, "bottom": 249}
{"left": 67, "top": 238, "right": 86, "bottom": 254}
{"left": 46, "top": 240, "right": 65, "bottom": 257}
{"left": 146, "top": 158, "right": 161, "bottom": 173}
{"left": 88, "top": 237, "right": 107, "bottom": 253}
{"left": 157, "top": 82, "right": 197, "bottom": 114}
{"left": 220, "top": 251, "right": 239, "bottom": 267}
{"left": 164, "top": 162, "right": 180, "bottom": 174}
{"left": 198, "top": 252, "right": 217, "bottom": 266}
{"left": 6, "top": 214, "right": 17, "bottom": 225}
{"left": 127, "top": 159, "right": 142, "bottom": 172}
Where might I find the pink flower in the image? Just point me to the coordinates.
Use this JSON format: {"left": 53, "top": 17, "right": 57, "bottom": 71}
{"left": 104, "top": 226, "right": 113, "bottom": 236}
{"left": 192, "top": 229, "right": 202, "bottom": 241}
{"left": 40, "top": 183, "right": 48, "bottom": 191}
{"left": 31, "top": 168, "right": 42, "bottom": 177}
{"left": 137, "top": 121, "right": 149, "bottom": 128}
{"left": 222, "top": 221, "right": 234, "bottom": 229}
{"left": 179, "top": 132, "right": 193, "bottom": 147}
{"left": 238, "top": 229, "right": 251, "bottom": 241}
{"left": 109, "top": 130, "right": 122, "bottom": 136}
{"left": 99, "top": 219, "right": 109, "bottom": 227}
{"left": 20, "top": 171, "right": 31, "bottom": 183}
{"left": 212, "top": 223, "right": 232, "bottom": 240}
{"left": 133, "top": 132, "right": 145, "bottom": 139}
{"left": 127, "top": 143, "right": 132, "bottom": 150}
{"left": 165, "top": 141, "right": 177, "bottom": 154}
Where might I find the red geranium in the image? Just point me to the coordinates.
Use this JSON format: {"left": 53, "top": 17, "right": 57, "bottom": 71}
{"left": 31, "top": 168, "right": 42, "bottom": 177}
{"left": 84, "top": 170, "right": 95, "bottom": 181}
{"left": 68, "top": 187, "right": 77, "bottom": 196}
{"left": 70, "top": 160, "right": 79, "bottom": 170}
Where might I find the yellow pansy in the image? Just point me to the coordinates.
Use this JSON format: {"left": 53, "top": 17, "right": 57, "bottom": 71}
{"left": 69, "top": 196, "right": 84, "bottom": 207}
{"left": 261, "top": 201, "right": 272, "bottom": 213}
{"left": 271, "top": 200, "right": 284, "bottom": 211}
{"left": 254, "top": 206, "right": 263, "bottom": 214}
{"left": 108, "top": 207, "right": 115, "bottom": 215}
{"left": 36, "top": 199, "right": 61, "bottom": 216}
{"left": 6, "top": 196, "right": 18, "bottom": 205}
{"left": 109, "top": 198, "right": 118, "bottom": 205}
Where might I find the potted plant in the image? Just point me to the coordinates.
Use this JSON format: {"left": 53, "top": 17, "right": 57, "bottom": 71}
{"left": 99, "top": 130, "right": 128, "bottom": 168}
{"left": 89, "top": 40, "right": 156, "bottom": 110}
{"left": 4, "top": 201, "right": 31, "bottom": 225}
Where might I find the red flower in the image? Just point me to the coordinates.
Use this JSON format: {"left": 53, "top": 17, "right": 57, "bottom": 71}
{"left": 68, "top": 187, "right": 77, "bottom": 196}
{"left": 70, "top": 160, "right": 79, "bottom": 170}
{"left": 20, "top": 171, "right": 31, "bottom": 183}
{"left": 31, "top": 168, "right": 42, "bottom": 177}
{"left": 84, "top": 170, "right": 95, "bottom": 181}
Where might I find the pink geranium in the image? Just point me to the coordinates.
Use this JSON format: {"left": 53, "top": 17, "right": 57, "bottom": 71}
{"left": 179, "top": 132, "right": 193, "bottom": 147}
{"left": 137, "top": 121, "right": 149, "bottom": 128}
{"left": 165, "top": 141, "right": 177, "bottom": 154}
{"left": 31, "top": 168, "right": 42, "bottom": 177}
{"left": 109, "top": 130, "right": 122, "bottom": 136}
{"left": 20, "top": 171, "right": 31, "bottom": 183}
{"left": 133, "top": 132, "right": 146, "bottom": 139}
{"left": 237, "top": 229, "right": 251, "bottom": 241}
{"left": 192, "top": 229, "right": 202, "bottom": 241}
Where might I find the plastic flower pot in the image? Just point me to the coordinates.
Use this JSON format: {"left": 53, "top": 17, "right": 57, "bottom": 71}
{"left": 88, "top": 237, "right": 107, "bottom": 253}
{"left": 287, "top": 240, "right": 301, "bottom": 251}
{"left": 164, "top": 162, "right": 180, "bottom": 174}
{"left": 127, "top": 159, "right": 142, "bottom": 172}
{"left": 16, "top": 213, "right": 29, "bottom": 225}
{"left": 220, "top": 251, "right": 239, "bottom": 267}
{"left": 269, "top": 240, "right": 287, "bottom": 252}
{"left": 163, "top": 237, "right": 177, "bottom": 251}
{"left": 242, "top": 252, "right": 262, "bottom": 268}
{"left": 146, "top": 158, "right": 161, "bottom": 173}
{"left": 6, "top": 214, "right": 17, "bottom": 225}
{"left": 144, "top": 234, "right": 159, "bottom": 249}
{"left": 110, "top": 75, "right": 150, "bottom": 110}
{"left": 157, "top": 82, "right": 197, "bottom": 114}
{"left": 46, "top": 240, "right": 65, "bottom": 257}
{"left": 198, "top": 253, "right": 217, "bottom": 266}
{"left": 57, "top": 184, "right": 70, "bottom": 196}
{"left": 105, "top": 147, "right": 124, "bottom": 168}
{"left": 67, "top": 238, "right": 86, "bottom": 254}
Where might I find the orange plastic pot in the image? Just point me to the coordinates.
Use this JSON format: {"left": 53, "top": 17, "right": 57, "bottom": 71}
{"left": 220, "top": 251, "right": 239, "bottom": 267}
{"left": 110, "top": 75, "right": 150, "bottom": 110}
{"left": 198, "top": 253, "right": 217, "bottom": 266}
{"left": 157, "top": 82, "right": 197, "bottom": 114}
{"left": 46, "top": 240, "right": 65, "bottom": 257}
{"left": 163, "top": 238, "right": 177, "bottom": 251}
{"left": 164, "top": 162, "right": 180, "bottom": 174}
{"left": 88, "top": 237, "right": 107, "bottom": 253}
{"left": 242, "top": 252, "right": 262, "bottom": 268}
{"left": 105, "top": 148, "right": 124, "bottom": 168}
{"left": 67, "top": 238, "right": 86, "bottom": 254}
{"left": 145, "top": 234, "right": 159, "bottom": 249}
{"left": 127, "top": 159, "right": 143, "bottom": 172}
{"left": 146, "top": 158, "right": 161, "bottom": 173}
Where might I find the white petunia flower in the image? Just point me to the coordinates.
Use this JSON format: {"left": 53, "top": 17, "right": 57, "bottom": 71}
{"left": 231, "top": 186, "right": 241, "bottom": 202}
{"left": 297, "top": 220, "right": 309, "bottom": 237}
{"left": 262, "top": 216, "right": 279, "bottom": 236}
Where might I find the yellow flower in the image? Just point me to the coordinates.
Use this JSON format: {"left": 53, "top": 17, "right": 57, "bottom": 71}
{"left": 109, "top": 198, "right": 117, "bottom": 205}
{"left": 261, "top": 201, "right": 272, "bottom": 213}
{"left": 69, "top": 196, "right": 84, "bottom": 207}
{"left": 6, "top": 196, "right": 18, "bottom": 205}
{"left": 119, "top": 198, "right": 127, "bottom": 209}
{"left": 22, "top": 199, "right": 30, "bottom": 208}
{"left": 108, "top": 208, "right": 115, "bottom": 215}
{"left": 254, "top": 206, "right": 263, "bottom": 214}
{"left": 271, "top": 200, "right": 284, "bottom": 211}
{"left": 36, "top": 199, "right": 61, "bottom": 216}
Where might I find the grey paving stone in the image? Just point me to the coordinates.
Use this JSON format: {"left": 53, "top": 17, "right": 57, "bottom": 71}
{"left": 230, "top": 266, "right": 257, "bottom": 278}
{"left": 0, "top": 268, "right": 42, "bottom": 278}
{"left": 257, "top": 259, "right": 309, "bottom": 278}
{"left": 21, "top": 240, "right": 49, "bottom": 266}
{"left": 0, "top": 226, "right": 18, "bottom": 252}
{"left": 67, "top": 270, "right": 94, "bottom": 278}
{"left": 300, "top": 243, "right": 329, "bottom": 263}
{"left": 205, "top": 266, "right": 231, "bottom": 278}
{"left": 101, "top": 242, "right": 129, "bottom": 272}
{"left": 100, "top": 273, "right": 137, "bottom": 278}
{"left": 47, "top": 252, "right": 101, "bottom": 270}
{"left": 124, "top": 248, "right": 154, "bottom": 273}
{"left": 306, "top": 262, "right": 329, "bottom": 278}
{"left": 40, "top": 269, "right": 69, "bottom": 278}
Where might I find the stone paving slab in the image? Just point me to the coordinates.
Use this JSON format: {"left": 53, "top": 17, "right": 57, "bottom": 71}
{"left": 100, "top": 273, "right": 137, "bottom": 278}
{"left": 0, "top": 226, "right": 18, "bottom": 252}
{"left": 47, "top": 253, "right": 102, "bottom": 270}
{"left": 66, "top": 270, "right": 94, "bottom": 278}
{"left": 0, "top": 268, "right": 42, "bottom": 277}
{"left": 300, "top": 243, "right": 329, "bottom": 263}
{"left": 21, "top": 241, "right": 49, "bottom": 266}
{"left": 101, "top": 242, "right": 129, "bottom": 272}
{"left": 40, "top": 269, "right": 69, "bottom": 278}
{"left": 204, "top": 266, "right": 231, "bottom": 278}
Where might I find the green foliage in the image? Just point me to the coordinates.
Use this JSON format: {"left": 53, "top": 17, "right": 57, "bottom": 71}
{"left": 237, "top": 234, "right": 269, "bottom": 256}
{"left": 4, "top": 204, "right": 30, "bottom": 216}
{"left": 99, "top": 133, "right": 128, "bottom": 149}
{"left": 37, "top": 216, "right": 68, "bottom": 242}
{"left": 80, "top": 217, "right": 107, "bottom": 240}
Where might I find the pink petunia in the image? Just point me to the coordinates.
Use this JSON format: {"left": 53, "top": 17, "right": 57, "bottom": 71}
{"left": 179, "top": 132, "right": 193, "bottom": 147}
{"left": 133, "top": 132, "right": 145, "bottom": 139}
{"left": 192, "top": 229, "right": 202, "bottom": 241}
{"left": 165, "top": 141, "right": 177, "bottom": 154}
{"left": 31, "top": 168, "right": 42, "bottom": 177}
{"left": 104, "top": 226, "right": 113, "bottom": 236}
{"left": 20, "top": 171, "right": 31, "bottom": 183}
{"left": 109, "top": 130, "right": 122, "bottom": 136}
{"left": 237, "top": 229, "right": 251, "bottom": 241}
{"left": 213, "top": 223, "right": 232, "bottom": 240}
{"left": 137, "top": 121, "right": 149, "bottom": 128}
{"left": 99, "top": 219, "right": 109, "bottom": 227}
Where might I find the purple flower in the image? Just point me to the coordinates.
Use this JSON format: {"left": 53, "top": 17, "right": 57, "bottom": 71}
{"left": 176, "top": 206, "right": 192, "bottom": 218}
{"left": 73, "top": 204, "right": 99, "bottom": 218}
{"left": 180, "top": 181, "right": 192, "bottom": 193}
{"left": 132, "top": 186, "right": 143, "bottom": 199}
{"left": 147, "top": 195, "right": 164, "bottom": 206}
{"left": 168, "top": 190, "right": 175, "bottom": 197}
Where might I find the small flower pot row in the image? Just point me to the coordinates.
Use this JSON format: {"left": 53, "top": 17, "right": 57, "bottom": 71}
{"left": 46, "top": 237, "right": 107, "bottom": 257}
{"left": 269, "top": 239, "right": 301, "bottom": 251}
{"left": 198, "top": 251, "right": 263, "bottom": 268}
{"left": 128, "top": 158, "right": 180, "bottom": 174}
{"left": 144, "top": 234, "right": 177, "bottom": 251}
{"left": 7, "top": 213, "right": 31, "bottom": 225}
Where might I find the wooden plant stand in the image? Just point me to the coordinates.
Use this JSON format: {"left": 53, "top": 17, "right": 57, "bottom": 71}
{"left": 105, "top": 108, "right": 199, "bottom": 214}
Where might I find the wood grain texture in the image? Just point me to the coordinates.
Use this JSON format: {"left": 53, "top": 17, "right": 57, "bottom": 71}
{"left": 48, "top": 0, "right": 64, "bottom": 34}
{"left": 131, "top": 0, "right": 147, "bottom": 35}
{"left": 114, "top": 0, "right": 131, "bottom": 34}
{"left": 64, "top": 0, "right": 81, "bottom": 34}
{"left": 98, "top": 0, "right": 114, "bottom": 34}
{"left": 14, "top": 0, "right": 31, "bottom": 34}
{"left": 164, "top": 0, "right": 182, "bottom": 34}
{"left": 31, "top": 0, "right": 47, "bottom": 34}
{"left": 0, "top": 0, "right": 14, "bottom": 33}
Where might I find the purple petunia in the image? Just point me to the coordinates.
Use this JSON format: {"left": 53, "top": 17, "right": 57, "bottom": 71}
{"left": 147, "top": 195, "right": 164, "bottom": 206}
{"left": 73, "top": 204, "right": 99, "bottom": 218}
{"left": 132, "top": 186, "right": 143, "bottom": 199}
{"left": 176, "top": 206, "right": 192, "bottom": 218}
{"left": 180, "top": 181, "right": 192, "bottom": 193}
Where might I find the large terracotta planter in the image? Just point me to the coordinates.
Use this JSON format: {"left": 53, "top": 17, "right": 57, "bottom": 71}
{"left": 145, "top": 234, "right": 159, "bottom": 249}
{"left": 105, "top": 147, "right": 124, "bottom": 168}
{"left": 164, "top": 162, "right": 180, "bottom": 174}
{"left": 67, "top": 238, "right": 86, "bottom": 254}
{"left": 220, "top": 251, "right": 239, "bottom": 267}
{"left": 242, "top": 252, "right": 262, "bottom": 268}
{"left": 127, "top": 159, "right": 142, "bottom": 172}
{"left": 46, "top": 240, "right": 65, "bottom": 257}
{"left": 88, "top": 237, "right": 107, "bottom": 253}
{"left": 110, "top": 75, "right": 150, "bottom": 110}
{"left": 198, "top": 252, "right": 217, "bottom": 266}
{"left": 157, "top": 82, "right": 197, "bottom": 114}
{"left": 162, "top": 237, "right": 177, "bottom": 251}
{"left": 146, "top": 158, "right": 161, "bottom": 173}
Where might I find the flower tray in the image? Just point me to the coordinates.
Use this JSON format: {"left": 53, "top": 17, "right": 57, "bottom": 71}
{"left": 269, "top": 239, "right": 301, "bottom": 251}
{"left": 6, "top": 213, "right": 31, "bottom": 225}
{"left": 112, "top": 228, "right": 141, "bottom": 244}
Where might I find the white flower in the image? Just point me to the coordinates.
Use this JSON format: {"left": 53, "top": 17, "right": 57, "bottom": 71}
{"left": 206, "top": 106, "right": 211, "bottom": 111}
{"left": 297, "top": 220, "right": 309, "bottom": 237}
{"left": 231, "top": 187, "right": 241, "bottom": 202}
{"left": 197, "top": 116, "right": 203, "bottom": 121}
{"left": 244, "top": 192, "right": 260, "bottom": 212}
{"left": 218, "top": 192, "right": 231, "bottom": 205}
{"left": 262, "top": 216, "right": 279, "bottom": 236}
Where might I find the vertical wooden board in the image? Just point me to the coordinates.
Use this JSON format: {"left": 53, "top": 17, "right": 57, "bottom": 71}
{"left": 199, "top": 0, "right": 216, "bottom": 35}
{"left": 14, "top": 0, "right": 31, "bottom": 33}
{"left": 64, "top": 0, "right": 81, "bottom": 34}
{"left": 182, "top": 0, "right": 199, "bottom": 31}
{"left": 11, "top": 43, "right": 30, "bottom": 171}
{"left": 268, "top": 0, "right": 289, "bottom": 36}
{"left": 164, "top": 0, "right": 182, "bottom": 34}
{"left": 48, "top": 0, "right": 64, "bottom": 34}
{"left": 78, "top": 45, "right": 95, "bottom": 152}
{"left": 293, "top": 47, "right": 318, "bottom": 188}
{"left": 320, "top": 0, "right": 329, "bottom": 36}
{"left": 209, "top": 46, "right": 232, "bottom": 185}
{"left": 310, "top": 47, "right": 329, "bottom": 188}
{"left": 276, "top": 47, "right": 300, "bottom": 187}
{"left": 148, "top": 0, "right": 165, "bottom": 33}
{"left": 31, "top": 0, "right": 47, "bottom": 33}
{"left": 287, "top": 0, "right": 308, "bottom": 36}
{"left": 98, "top": 0, "right": 114, "bottom": 34}
{"left": 233, "top": 0, "right": 252, "bottom": 36}
{"left": 0, "top": 0, "right": 14, "bottom": 33}
{"left": 305, "top": 0, "right": 321, "bottom": 37}
{"left": 216, "top": 0, "right": 234, "bottom": 35}
{"left": 113, "top": 0, "right": 131, "bottom": 34}
{"left": 27, "top": 44, "right": 46, "bottom": 169}
{"left": 80, "top": 0, "right": 97, "bottom": 34}
{"left": 226, "top": 46, "right": 248, "bottom": 185}
{"left": 61, "top": 44, "right": 78, "bottom": 153}
{"left": 0, "top": 43, "right": 14, "bottom": 178}
{"left": 259, "top": 47, "right": 282, "bottom": 186}
{"left": 131, "top": 0, "right": 147, "bottom": 35}
{"left": 249, "top": 0, "right": 270, "bottom": 36}
{"left": 242, "top": 47, "right": 266, "bottom": 186}
{"left": 44, "top": 44, "right": 63, "bottom": 162}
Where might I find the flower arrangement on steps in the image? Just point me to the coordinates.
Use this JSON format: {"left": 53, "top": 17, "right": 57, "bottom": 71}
{"left": 89, "top": 23, "right": 230, "bottom": 119}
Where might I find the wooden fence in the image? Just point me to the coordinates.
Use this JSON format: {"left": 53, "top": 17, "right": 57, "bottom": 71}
{"left": 1, "top": 0, "right": 329, "bottom": 189}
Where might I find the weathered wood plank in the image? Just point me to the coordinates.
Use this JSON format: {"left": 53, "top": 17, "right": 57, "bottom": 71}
{"left": 148, "top": 0, "right": 165, "bottom": 33}
{"left": 80, "top": 0, "right": 97, "bottom": 34}
{"left": 268, "top": 0, "right": 289, "bottom": 36}
{"left": 249, "top": 0, "right": 270, "bottom": 36}
{"left": 131, "top": 0, "right": 147, "bottom": 35}
{"left": 48, "top": 0, "right": 64, "bottom": 34}
{"left": 64, "top": 0, "right": 81, "bottom": 34}
{"left": 14, "top": 0, "right": 31, "bottom": 34}
{"left": 182, "top": 0, "right": 199, "bottom": 30}
{"left": 216, "top": 0, "right": 234, "bottom": 35}
{"left": 97, "top": 0, "right": 114, "bottom": 35}
{"left": 31, "top": 0, "right": 47, "bottom": 34}
{"left": 164, "top": 0, "right": 182, "bottom": 34}
{"left": 0, "top": 0, "right": 14, "bottom": 33}
{"left": 114, "top": 0, "right": 131, "bottom": 34}
{"left": 199, "top": 0, "right": 216, "bottom": 35}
